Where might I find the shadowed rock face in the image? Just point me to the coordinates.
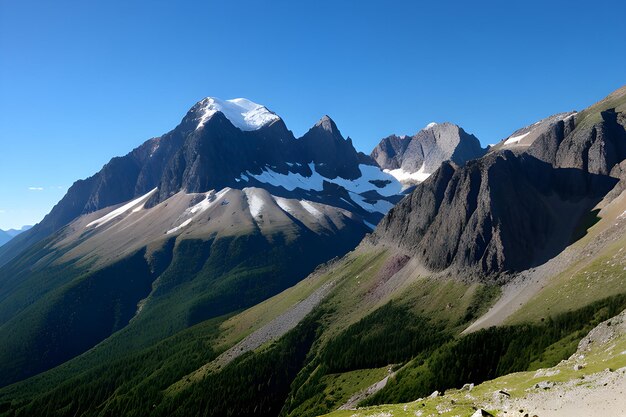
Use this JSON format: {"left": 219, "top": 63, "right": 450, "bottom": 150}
{"left": 299, "top": 115, "right": 363, "bottom": 180}
{"left": 373, "top": 151, "right": 617, "bottom": 275}
{"left": 528, "top": 108, "right": 626, "bottom": 176}
{"left": 373, "top": 88, "right": 626, "bottom": 276}
{"left": 371, "top": 122, "right": 486, "bottom": 175}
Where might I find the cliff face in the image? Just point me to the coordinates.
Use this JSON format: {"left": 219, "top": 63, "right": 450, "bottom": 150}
{"left": 371, "top": 122, "right": 486, "bottom": 184}
{"left": 374, "top": 150, "right": 617, "bottom": 275}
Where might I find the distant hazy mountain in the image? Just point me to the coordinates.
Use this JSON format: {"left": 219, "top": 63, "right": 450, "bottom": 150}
{"left": 0, "top": 231, "right": 9, "bottom": 247}
{"left": 0, "top": 226, "right": 31, "bottom": 247}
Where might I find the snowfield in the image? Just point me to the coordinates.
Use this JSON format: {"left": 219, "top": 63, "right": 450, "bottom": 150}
{"left": 384, "top": 164, "right": 431, "bottom": 184}
{"left": 242, "top": 163, "right": 401, "bottom": 197}
{"left": 86, "top": 188, "right": 158, "bottom": 228}
{"left": 195, "top": 97, "right": 280, "bottom": 131}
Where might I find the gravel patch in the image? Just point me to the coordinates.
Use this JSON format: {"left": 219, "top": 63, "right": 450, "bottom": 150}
{"left": 213, "top": 280, "right": 335, "bottom": 367}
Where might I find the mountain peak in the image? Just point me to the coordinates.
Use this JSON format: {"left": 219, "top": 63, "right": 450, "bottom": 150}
{"left": 314, "top": 115, "right": 338, "bottom": 132}
{"left": 192, "top": 97, "right": 280, "bottom": 131}
{"left": 371, "top": 122, "right": 485, "bottom": 185}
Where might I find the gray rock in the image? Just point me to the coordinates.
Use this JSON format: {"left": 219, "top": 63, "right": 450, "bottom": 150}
{"left": 535, "top": 380, "right": 555, "bottom": 389}
{"left": 471, "top": 409, "right": 494, "bottom": 417}
{"left": 371, "top": 122, "right": 486, "bottom": 177}
{"left": 373, "top": 150, "right": 617, "bottom": 275}
{"left": 529, "top": 108, "right": 626, "bottom": 176}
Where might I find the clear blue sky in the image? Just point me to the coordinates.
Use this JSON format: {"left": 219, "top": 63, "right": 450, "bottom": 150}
{"left": 1, "top": 0, "right": 625, "bottom": 229}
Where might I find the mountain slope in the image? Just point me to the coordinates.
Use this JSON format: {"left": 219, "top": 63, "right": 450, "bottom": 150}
{"left": 321, "top": 307, "right": 626, "bottom": 417}
{"left": 0, "top": 231, "right": 10, "bottom": 247}
{"left": 0, "top": 98, "right": 403, "bottom": 387}
{"left": 372, "top": 151, "right": 615, "bottom": 275}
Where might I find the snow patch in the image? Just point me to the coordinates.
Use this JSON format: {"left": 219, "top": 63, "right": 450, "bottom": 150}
{"left": 166, "top": 218, "right": 192, "bottom": 235}
{"left": 425, "top": 122, "right": 438, "bottom": 130}
{"left": 504, "top": 131, "right": 531, "bottom": 145}
{"left": 246, "top": 163, "right": 401, "bottom": 197}
{"left": 384, "top": 163, "right": 431, "bottom": 183}
{"left": 244, "top": 188, "right": 265, "bottom": 219}
{"left": 562, "top": 112, "right": 577, "bottom": 121}
{"left": 240, "top": 162, "right": 400, "bottom": 214}
{"left": 164, "top": 189, "right": 231, "bottom": 236}
{"left": 300, "top": 201, "right": 323, "bottom": 219}
{"left": 86, "top": 188, "right": 158, "bottom": 228}
{"left": 274, "top": 196, "right": 295, "bottom": 214}
{"left": 187, "top": 188, "right": 230, "bottom": 215}
{"left": 350, "top": 193, "right": 395, "bottom": 213}
{"left": 244, "top": 164, "right": 401, "bottom": 215}
{"left": 195, "top": 97, "right": 280, "bottom": 131}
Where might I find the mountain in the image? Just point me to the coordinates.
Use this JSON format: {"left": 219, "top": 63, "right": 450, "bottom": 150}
{"left": 373, "top": 87, "right": 626, "bottom": 277}
{"left": 372, "top": 150, "right": 615, "bottom": 275}
{"left": 1, "top": 87, "right": 626, "bottom": 417}
{"left": 370, "top": 122, "right": 486, "bottom": 185}
{"left": 0, "top": 231, "right": 9, "bottom": 247}
{"left": 4, "top": 226, "right": 31, "bottom": 238}
{"left": 0, "top": 99, "right": 400, "bottom": 267}
{"left": 489, "top": 111, "right": 577, "bottom": 151}
{"left": 0, "top": 226, "right": 31, "bottom": 247}
{"left": 0, "top": 97, "right": 405, "bottom": 387}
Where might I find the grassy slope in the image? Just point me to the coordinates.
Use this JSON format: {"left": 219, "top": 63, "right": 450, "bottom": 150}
{"left": 0, "top": 248, "right": 389, "bottom": 413}
{"left": 507, "top": 183, "right": 626, "bottom": 324}
{"left": 508, "top": 236, "right": 626, "bottom": 324}
{"left": 320, "top": 313, "right": 626, "bottom": 417}
{"left": 317, "top": 157, "right": 626, "bottom": 417}
{"left": 0, "top": 223, "right": 361, "bottom": 393}
{"left": 277, "top": 244, "right": 501, "bottom": 417}
{"left": 146, "top": 244, "right": 499, "bottom": 417}
{"left": 316, "top": 367, "right": 390, "bottom": 411}
{"left": 574, "top": 85, "right": 626, "bottom": 130}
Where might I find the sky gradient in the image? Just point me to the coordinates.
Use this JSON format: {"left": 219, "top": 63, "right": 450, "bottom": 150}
{"left": 1, "top": 0, "right": 625, "bottom": 229}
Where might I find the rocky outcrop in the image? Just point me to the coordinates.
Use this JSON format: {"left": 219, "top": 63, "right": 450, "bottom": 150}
{"left": 370, "top": 134, "right": 410, "bottom": 170}
{"left": 526, "top": 108, "right": 625, "bottom": 174}
{"left": 493, "top": 112, "right": 577, "bottom": 151}
{"left": 372, "top": 87, "right": 626, "bottom": 277}
{"left": 371, "top": 122, "right": 486, "bottom": 180}
{"left": 373, "top": 151, "right": 617, "bottom": 275}
{"left": 299, "top": 115, "right": 362, "bottom": 179}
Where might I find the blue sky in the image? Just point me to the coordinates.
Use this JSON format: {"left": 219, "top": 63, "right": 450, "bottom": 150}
{"left": 1, "top": 0, "right": 625, "bottom": 229}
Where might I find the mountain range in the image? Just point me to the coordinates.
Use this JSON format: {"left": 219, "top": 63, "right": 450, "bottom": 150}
{"left": 0, "top": 96, "right": 484, "bottom": 389}
{"left": 0, "top": 226, "right": 31, "bottom": 248}
{"left": 0, "top": 86, "right": 625, "bottom": 417}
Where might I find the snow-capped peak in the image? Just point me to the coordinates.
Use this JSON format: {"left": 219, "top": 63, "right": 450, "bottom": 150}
{"left": 195, "top": 97, "right": 280, "bottom": 131}
{"left": 425, "top": 122, "right": 438, "bottom": 130}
